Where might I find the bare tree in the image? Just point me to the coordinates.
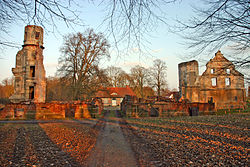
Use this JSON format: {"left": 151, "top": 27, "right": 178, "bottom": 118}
{"left": 100, "top": 0, "right": 177, "bottom": 52}
{"left": 130, "top": 65, "right": 150, "bottom": 98}
{"left": 46, "top": 77, "right": 72, "bottom": 101}
{"left": 105, "top": 66, "right": 130, "bottom": 87}
{"left": 0, "top": 78, "right": 14, "bottom": 99}
{"left": 0, "top": 0, "right": 178, "bottom": 53}
{"left": 178, "top": 0, "right": 249, "bottom": 66}
{"left": 105, "top": 66, "right": 124, "bottom": 87}
{"left": 0, "top": 0, "right": 81, "bottom": 48}
{"left": 82, "top": 65, "right": 111, "bottom": 99}
{"left": 57, "top": 29, "right": 110, "bottom": 100}
{"left": 149, "top": 59, "right": 168, "bottom": 96}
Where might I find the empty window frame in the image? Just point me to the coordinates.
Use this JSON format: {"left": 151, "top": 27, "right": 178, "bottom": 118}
{"left": 211, "top": 68, "right": 214, "bottom": 74}
{"left": 35, "top": 32, "right": 40, "bottom": 39}
{"left": 225, "top": 78, "right": 230, "bottom": 86}
{"left": 226, "top": 69, "right": 230, "bottom": 74}
{"left": 29, "top": 86, "right": 34, "bottom": 99}
{"left": 24, "top": 32, "right": 27, "bottom": 42}
{"left": 211, "top": 78, "right": 217, "bottom": 86}
{"left": 208, "top": 97, "right": 213, "bottom": 103}
{"left": 30, "top": 66, "right": 35, "bottom": 77}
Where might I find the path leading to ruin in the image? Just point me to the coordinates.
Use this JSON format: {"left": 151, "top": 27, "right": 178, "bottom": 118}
{"left": 86, "top": 110, "right": 138, "bottom": 167}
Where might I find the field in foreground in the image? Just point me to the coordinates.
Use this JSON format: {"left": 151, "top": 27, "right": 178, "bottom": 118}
{"left": 0, "top": 120, "right": 99, "bottom": 166}
{"left": 122, "top": 113, "right": 249, "bottom": 166}
{"left": 0, "top": 113, "right": 249, "bottom": 166}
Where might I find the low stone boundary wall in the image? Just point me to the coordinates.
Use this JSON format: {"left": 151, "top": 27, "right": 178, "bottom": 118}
{"left": 121, "top": 101, "right": 215, "bottom": 117}
{"left": 0, "top": 101, "right": 102, "bottom": 119}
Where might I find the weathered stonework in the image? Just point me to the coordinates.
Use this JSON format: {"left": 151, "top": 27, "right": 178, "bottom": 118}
{"left": 179, "top": 51, "right": 246, "bottom": 109}
{"left": 9, "top": 25, "right": 46, "bottom": 103}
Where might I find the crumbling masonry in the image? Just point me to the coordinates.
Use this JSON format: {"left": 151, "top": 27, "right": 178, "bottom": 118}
{"left": 178, "top": 51, "right": 246, "bottom": 109}
{"left": 10, "top": 25, "right": 46, "bottom": 103}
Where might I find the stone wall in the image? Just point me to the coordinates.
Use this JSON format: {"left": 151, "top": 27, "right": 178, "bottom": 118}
{"left": 0, "top": 102, "right": 101, "bottom": 119}
{"left": 121, "top": 97, "right": 215, "bottom": 117}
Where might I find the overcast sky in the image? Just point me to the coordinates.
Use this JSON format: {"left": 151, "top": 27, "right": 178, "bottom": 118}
{"left": 0, "top": 0, "right": 213, "bottom": 90}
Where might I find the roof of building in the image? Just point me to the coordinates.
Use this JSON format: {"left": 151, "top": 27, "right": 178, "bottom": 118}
{"left": 96, "top": 86, "right": 136, "bottom": 98}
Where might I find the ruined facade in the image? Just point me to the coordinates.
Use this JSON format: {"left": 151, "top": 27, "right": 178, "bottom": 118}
{"left": 10, "top": 25, "right": 46, "bottom": 103}
{"left": 179, "top": 51, "right": 246, "bottom": 109}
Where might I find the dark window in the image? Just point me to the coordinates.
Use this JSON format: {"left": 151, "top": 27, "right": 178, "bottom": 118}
{"left": 235, "top": 96, "right": 237, "bottom": 101}
{"left": 24, "top": 32, "right": 27, "bottom": 42}
{"left": 30, "top": 66, "right": 35, "bottom": 77}
{"left": 35, "top": 32, "right": 40, "bottom": 39}
{"left": 208, "top": 97, "right": 213, "bottom": 103}
{"left": 29, "top": 86, "right": 34, "bottom": 99}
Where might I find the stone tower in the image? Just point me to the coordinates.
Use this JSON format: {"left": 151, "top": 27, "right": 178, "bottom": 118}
{"left": 10, "top": 25, "right": 46, "bottom": 103}
{"left": 178, "top": 60, "right": 199, "bottom": 101}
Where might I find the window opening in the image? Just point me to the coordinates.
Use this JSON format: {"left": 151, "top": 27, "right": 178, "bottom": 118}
{"left": 35, "top": 32, "right": 40, "bottom": 39}
{"left": 29, "top": 86, "right": 34, "bottom": 99}
{"left": 226, "top": 69, "right": 230, "bottom": 74}
{"left": 225, "top": 78, "right": 230, "bottom": 86}
{"left": 211, "top": 78, "right": 217, "bottom": 86}
{"left": 211, "top": 69, "right": 214, "bottom": 74}
{"left": 24, "top": 32, "right": 27, "bottom": 42}
{"left": 30, "top": 66, "right": 35, "bottom": 77}
{"left": 208, "top": 97, "right": 213, "bottom": 103}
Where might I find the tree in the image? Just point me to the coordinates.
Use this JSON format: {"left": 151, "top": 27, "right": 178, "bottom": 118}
{"left": 0, "top": 0, "right": 81, "bottom": 48}
{"left": 105, "top": 66, "right": 130, "bottom": 87}
{"left": 149, "top": 59, "right": 168, "bottom": 97}
{"left": 46, "top": 77, "right": 71, "bottom": 101}
{"left": 81, "top": 65, "right": 111, "bottom": 99}
{"left": 130, "top": 65, "right": 150, "bottom": 98}
{"left": 105, "top": 66, "right": 124, "bottom": 87}
{"left": 0, "top": 0, "right": 177, "bottom": 52}
{"left": 57, "top": 29, "right": 110, "bottom": 100}
{"left": 0, "top": 78, "right": 14, "bottom": 102}
{"left": 101, "top": 0, "right": 177, "bottom": 52}
{"left": 178, "top": 0, "right": 249, "bottom": 67}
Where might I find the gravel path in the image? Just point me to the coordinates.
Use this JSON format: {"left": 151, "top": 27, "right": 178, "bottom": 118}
{"left": 86, "top": 111, "right": 138, "bottom": 167}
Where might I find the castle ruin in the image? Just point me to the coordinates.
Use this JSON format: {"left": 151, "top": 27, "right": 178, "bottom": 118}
{"left": 9, "top": 25, "right": 46, "bottom": 103}
{"left": 178, "top": 51, "right": 246, "bottom": 109}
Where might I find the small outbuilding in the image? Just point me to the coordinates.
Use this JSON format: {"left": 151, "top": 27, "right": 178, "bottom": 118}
{"left": 95, "top": 86, "right": 136, "bottom": 106}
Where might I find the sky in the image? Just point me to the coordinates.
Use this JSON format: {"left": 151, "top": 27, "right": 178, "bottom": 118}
{"left": 0, "top": 0, "right": 210, "bottom": 90}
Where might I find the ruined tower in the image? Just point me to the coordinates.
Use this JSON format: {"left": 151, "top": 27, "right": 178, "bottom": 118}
{"left": 178, "top": 60, "right": 199, "bottom": 101}
{"left": 10, "top": 25, "right": 46, "bottom": 103}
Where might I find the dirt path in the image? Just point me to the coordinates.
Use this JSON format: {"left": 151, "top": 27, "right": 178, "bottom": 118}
{"left": 86, "top": 111, "right": 138, "bottom": 167}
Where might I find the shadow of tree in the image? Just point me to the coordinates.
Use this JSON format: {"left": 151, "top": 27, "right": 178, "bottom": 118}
{"left": 11, "top": 123, "right": 80, "bottom": 166}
